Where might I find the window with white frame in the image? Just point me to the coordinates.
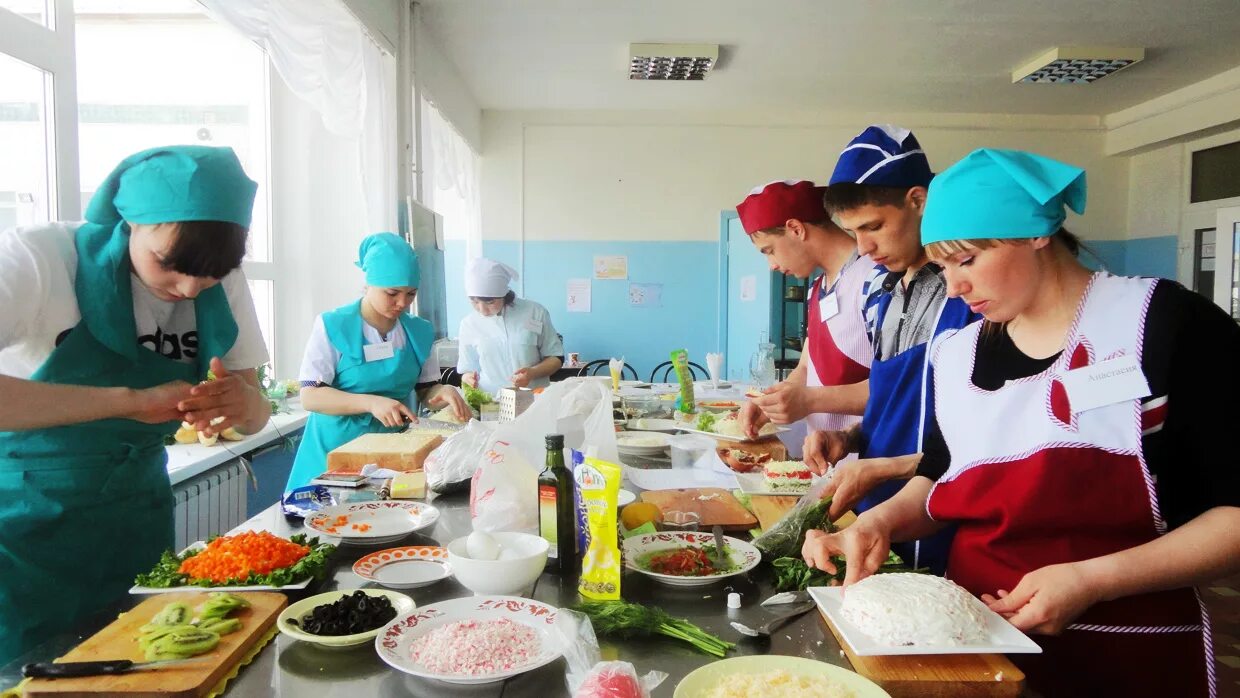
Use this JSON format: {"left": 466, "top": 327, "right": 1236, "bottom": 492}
{"left": 2, "top": 2, "right": 276, "bottom": 365}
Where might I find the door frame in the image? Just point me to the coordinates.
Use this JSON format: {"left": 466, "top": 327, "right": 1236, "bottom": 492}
{"left": 716, "top": 210, "right": 735, "bottom": 368}
{"left": 1212, "top": 206, "right": 1240, "bottom": 316}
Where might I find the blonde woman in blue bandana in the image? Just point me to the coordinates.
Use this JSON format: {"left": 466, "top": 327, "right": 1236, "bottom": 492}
{"left": 803, "top": 149, "right": 1240, "bottom": 697}
{"left": 287, "top": 233, "right": 470, "bottom": 491}
{"left": 0, "top": 146, "right": 273, "bottom": 664}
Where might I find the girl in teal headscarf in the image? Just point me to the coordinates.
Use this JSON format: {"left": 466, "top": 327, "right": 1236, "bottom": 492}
{"left": 806, "top": 149, "right": 1240, "bottom": 697}
{"left": 0, "top": 145, "right": 273, "bottom": 664}
{"left": 287, "top": 232, "right": 470, "bottom": 491}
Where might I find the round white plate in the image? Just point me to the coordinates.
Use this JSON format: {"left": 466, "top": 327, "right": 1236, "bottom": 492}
{"left": 375, "top": 595, "right": 562, "bottom": 685}
{"left": 617, "top": 489, "right": 637, "bottom": 507}
{"left": 306, "top": 501, "right": 440, "bottom": 545}
{"left": 624, "top": 531, "right": 761, "bottom": 588}
{"left": 616, "top": 430, "right": 671, "bottom": 455}
{"left": 627, "top": 418, "right": 683, "bottom": 433}
{"left": 278, "top": 589, "right": 416, "bottom": 649}
{"left": 353, "top": 546, "right": 452, "bottom": 589}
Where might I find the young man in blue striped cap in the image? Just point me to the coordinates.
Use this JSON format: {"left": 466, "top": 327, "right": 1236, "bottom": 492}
{"left": 802, "top": 124, "right": 978, "bottom": 575}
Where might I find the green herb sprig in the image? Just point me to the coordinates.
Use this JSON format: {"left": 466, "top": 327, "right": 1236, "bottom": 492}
{"left": 575, "top": 600, "right": 735, "bottom": 658}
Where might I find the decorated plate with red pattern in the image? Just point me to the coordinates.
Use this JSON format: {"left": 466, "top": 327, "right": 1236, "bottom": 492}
{"left": 375, "top": 595, "right": 561, "bottom": 684}
{"left": 624, "top": 531, "right": 761, "bottom": 588}
{"left": 306, "top": 501, "right": 440, "bottom": 545}
{"left": 353, "top": 545, "right": 452, "bottom": 589}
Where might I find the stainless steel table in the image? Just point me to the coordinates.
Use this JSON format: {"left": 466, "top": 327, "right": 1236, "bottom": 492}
{"left": 1, "top": 485, "right": 848, "bottom": 697}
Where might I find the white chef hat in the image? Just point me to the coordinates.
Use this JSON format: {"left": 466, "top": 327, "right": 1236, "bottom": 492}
{"left": 465, "top": 257, "right": 519, "bottom": 298}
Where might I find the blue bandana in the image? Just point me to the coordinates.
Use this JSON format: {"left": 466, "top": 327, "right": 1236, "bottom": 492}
{"left": 829, "top": 124, "right": 933, "bottom": 188}
{"left": 922, "top": 148, "right": 1087, "bottom": 246}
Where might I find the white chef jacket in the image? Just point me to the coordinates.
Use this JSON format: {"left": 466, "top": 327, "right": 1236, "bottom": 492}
{"left": 456, "top": 298, "right": 563, "bottom": 395}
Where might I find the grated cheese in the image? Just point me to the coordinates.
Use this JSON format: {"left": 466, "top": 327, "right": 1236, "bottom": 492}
{"left": 704, "top": 670, "right": 853, "bottom": 698}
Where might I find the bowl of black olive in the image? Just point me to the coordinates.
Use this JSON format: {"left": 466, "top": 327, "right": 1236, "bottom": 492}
{"left": 277, "top": 589, "right": 415, "bottom": 648}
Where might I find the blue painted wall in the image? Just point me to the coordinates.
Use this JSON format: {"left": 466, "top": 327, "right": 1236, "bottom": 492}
{"left": 1123, "top": 236, "right": 1178, "bottom": 279}
{"left": 439, "top": 234, "right": 1183, "bottom": 382}
{"left": 444, "top": 240, "right": 722, "bottom": 380}
{"left": 1082, "top": 235, "right": 1179, "bottom": 280}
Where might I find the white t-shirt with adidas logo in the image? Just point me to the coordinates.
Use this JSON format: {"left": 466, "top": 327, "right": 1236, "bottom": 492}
{"left": 0, "top": 223, "right": 269, "bottom": 380}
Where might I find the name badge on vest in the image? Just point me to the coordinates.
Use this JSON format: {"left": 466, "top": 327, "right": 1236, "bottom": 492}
{"left": 1060, "top": 355, "right": 1151, "bottom": 413}
{"left": 818, "top": 292, "right": 840, "bottom": 322}
{"left": 363, "top": 341, "right": 395, "bottom": 362}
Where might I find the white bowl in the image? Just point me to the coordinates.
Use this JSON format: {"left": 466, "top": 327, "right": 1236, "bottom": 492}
{"left": 446, "top": 532, "right": 549, "bottom": 596}
{"left": 277, "top": 589, "right": 416, "bottom": 648}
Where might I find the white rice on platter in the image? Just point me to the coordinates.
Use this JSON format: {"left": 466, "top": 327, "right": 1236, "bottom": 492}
{"left": 840, "top": 573, "right": 989, "bottom": 646}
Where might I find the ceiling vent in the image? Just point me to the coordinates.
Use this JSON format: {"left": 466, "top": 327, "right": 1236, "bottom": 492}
{"left": 1012, "top": 46, "right": 1144, "bottom": 84}
{"left": 629, "top": 43, "right": 718, "bottom": 80}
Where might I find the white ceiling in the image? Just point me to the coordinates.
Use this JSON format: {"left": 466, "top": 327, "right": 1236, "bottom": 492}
{"left": 417, "top": 0, "right": 1240, "bottom": 115}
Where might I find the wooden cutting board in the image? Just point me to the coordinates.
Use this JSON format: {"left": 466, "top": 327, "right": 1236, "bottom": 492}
{"left": 25, "top": 592, "right": 286, "bottom": 698}
{"left": 640, "top": 488, "right": 758, "bottom": 531}
{"left": 819, "top": 608, "right": 1025, "bottom": 697}
{"left": 749, "top": 493, "right": 858, "bottom": 532}
{"left": 750, "top": 494, "right": 801, "bottom": 531}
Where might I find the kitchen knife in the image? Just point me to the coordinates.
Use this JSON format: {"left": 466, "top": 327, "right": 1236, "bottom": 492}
{"left": 24, "top": 658, "right": 204, "bottom": 678}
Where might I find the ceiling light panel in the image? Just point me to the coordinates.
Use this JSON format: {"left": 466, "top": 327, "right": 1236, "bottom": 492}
{"left": 629, "top": 43, "right": 718, "bottom": 80}
{"left": 1012, "top": 46, "right": 1145, "bottom": 84}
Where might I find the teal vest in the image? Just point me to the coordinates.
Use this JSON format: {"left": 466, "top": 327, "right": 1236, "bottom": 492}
{"left": 286, "top": 300, "right": 433, "bottom": 491}
{"left": 0, "top": 222, "right": 236, "bottom": 665}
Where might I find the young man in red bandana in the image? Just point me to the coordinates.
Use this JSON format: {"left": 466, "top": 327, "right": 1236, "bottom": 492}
{"left": 735, "top": 180, "right": 873, "bottom": 451}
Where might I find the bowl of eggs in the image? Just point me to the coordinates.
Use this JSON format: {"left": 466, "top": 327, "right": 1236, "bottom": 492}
{"left": 445, "top": 531, "right": 549, "bottom": 596}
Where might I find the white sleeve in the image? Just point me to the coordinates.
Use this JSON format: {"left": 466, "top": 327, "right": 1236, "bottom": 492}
{"left": 298, "top": 315, "right": 339, "bottom": 385}
{"left": 537, "top": 305, "right": 564, "bottom": 357}
{"left": 219, "top": 270, "right": 271, "bottom": 371}
{"left": 456, "top": 318, "right": 481, "bottom": 374}
{"left": 0, "top": 228, "right": 43, "bottom": 353}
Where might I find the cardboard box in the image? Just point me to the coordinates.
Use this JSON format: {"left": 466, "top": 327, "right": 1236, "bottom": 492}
{"left": 327, "top": 431, "right": 444, "bottom": 473}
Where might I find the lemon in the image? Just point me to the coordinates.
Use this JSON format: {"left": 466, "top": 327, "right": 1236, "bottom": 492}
{"left": 621, "top": 502, "right": 662, "bottom": 530}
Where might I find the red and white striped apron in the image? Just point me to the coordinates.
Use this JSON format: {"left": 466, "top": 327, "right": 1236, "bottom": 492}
{"left": 928, "top": 272, "right": 1214, "bottom": 698}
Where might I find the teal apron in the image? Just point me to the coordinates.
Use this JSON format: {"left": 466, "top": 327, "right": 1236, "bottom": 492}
{"left": 0, "top": 224, "right": 236, "bottom": 665}
{"left": 286, "top": 300, "right": 434, "bottom": 491}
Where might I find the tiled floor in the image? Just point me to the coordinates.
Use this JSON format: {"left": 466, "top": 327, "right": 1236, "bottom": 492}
{"left": 1206, "top": 574, "right": 1240, "bottom": 697}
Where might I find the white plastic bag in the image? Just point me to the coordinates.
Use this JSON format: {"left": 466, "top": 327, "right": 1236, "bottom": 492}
{"left": 556, "top": 609, "right": 666, "bottom": 698}
{"left": 470, "top": 380, "right": 618, "bottom": 532}
{"left": 422, "top": 419, "right": 496, "bottom": 497}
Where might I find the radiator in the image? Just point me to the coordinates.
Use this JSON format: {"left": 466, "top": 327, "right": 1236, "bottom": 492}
{"left": 172, "top": 460, "right": 249, "bottom": 551}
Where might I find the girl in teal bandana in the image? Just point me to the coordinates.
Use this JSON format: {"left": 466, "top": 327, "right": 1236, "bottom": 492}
{"left": 0, "top": 145, "right": 273, "bottom": 664}
{"left": 286, "top": 232, "right": 470, "bottom": 491}
{"left": 807, "top": 148, "right": 1240, "bottom": 697}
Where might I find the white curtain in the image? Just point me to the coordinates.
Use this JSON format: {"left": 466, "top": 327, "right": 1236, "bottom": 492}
{"left": 422, "top": 97, "right": 481, "bottom": 261}
{"left": 199, "top": 0, "right": 395, "bottom": 232}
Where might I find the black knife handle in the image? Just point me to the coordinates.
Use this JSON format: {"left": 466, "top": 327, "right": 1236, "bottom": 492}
{"left": 23, "top": 660, "right": 135, "bottom": 678}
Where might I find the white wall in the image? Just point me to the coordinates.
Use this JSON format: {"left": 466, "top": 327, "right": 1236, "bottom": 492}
{"left": 415, "top": 12, "right": 481, "bottom": 151}
{"left": 341, "top": 0, "right": 398, "bottom": 53}
{"left": 481, "top": 110, "right": 1128, "bottom": 244}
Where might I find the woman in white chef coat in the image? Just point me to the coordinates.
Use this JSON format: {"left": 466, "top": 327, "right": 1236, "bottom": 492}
{"left": 456, "top": 258, "right": 564, "bottom": 395}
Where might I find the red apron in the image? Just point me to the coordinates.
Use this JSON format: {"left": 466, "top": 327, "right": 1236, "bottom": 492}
{"left": 928, "top": 273, "right": 1214, "bottom": 698}
{"left": 802, "top": 253, "right": 874, "bottom": 433}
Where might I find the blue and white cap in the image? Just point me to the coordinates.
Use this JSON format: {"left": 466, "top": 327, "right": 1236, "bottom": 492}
{"left": 829, "top": 124, "right": 933, "bottom": 188}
